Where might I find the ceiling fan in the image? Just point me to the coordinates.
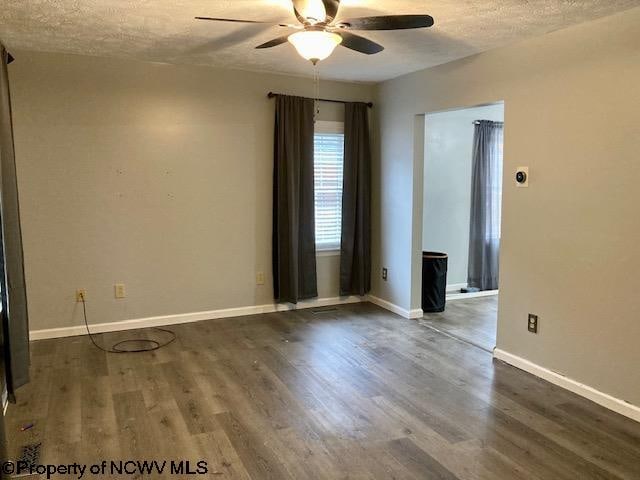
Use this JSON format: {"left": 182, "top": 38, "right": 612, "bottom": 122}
{"left": 196, "top": 0, "right": 434, "bottom": 64}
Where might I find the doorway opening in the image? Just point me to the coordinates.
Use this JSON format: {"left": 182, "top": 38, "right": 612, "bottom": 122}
{"left": 418, "top": 102, "right": 504, "bottom": 352}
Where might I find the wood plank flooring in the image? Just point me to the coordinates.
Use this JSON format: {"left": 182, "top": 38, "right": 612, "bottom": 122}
{"left": 420, "top": 296, "right": 498, "bottom": 352}
{"left": 6, "top": 302, "right": 640, "bottom": 479}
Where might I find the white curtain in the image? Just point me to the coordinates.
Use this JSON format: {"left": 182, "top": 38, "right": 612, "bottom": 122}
{"left": 468, "top": 120, "right": 503, "bottom": 291}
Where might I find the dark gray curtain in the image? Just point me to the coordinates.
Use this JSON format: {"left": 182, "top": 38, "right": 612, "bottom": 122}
{"left": 468, "top": 120, "right": 503, "bottom": 291}
{"left": 0, "top": 45, "right": 30, "bottom": 396}
{"left": 340, "top": 103, "right": 371, "bottom": 296}
{"left": 272, "top": 95, "right": 318, "bottom": 303}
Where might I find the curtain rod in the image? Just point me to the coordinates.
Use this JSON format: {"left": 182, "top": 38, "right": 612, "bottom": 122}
{"left": 267, "top": 92, "right": 373, "bottom": 108}
{"left": 473, "top": 120, "right": 504, "bottom": 125}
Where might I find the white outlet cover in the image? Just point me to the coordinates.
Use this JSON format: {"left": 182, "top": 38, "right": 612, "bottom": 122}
{"left": 114, "top": 283, "right": 126, "bottom": 298}
{"left": 516, "top": 166, "right": 529, "bottom": 187}
{"left": 76, "top": 289, "right": 87, "bottom": 302}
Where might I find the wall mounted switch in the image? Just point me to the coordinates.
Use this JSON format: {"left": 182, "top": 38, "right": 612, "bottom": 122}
{"left": 256, "top": 272, "right": 265, "bottom": 285}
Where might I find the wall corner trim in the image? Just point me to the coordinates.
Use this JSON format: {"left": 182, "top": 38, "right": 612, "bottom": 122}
{"left": 29, "top": 295, "right": 365, "bottom": 341}
{"left": 494, "top": 348, "right": 640, "bottom": 424}
{"left": 366, "top": 295, "right": 422, "bottom": 319}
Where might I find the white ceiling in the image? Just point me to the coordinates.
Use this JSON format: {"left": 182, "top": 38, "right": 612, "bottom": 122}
{"left": 1, "top": 0, "right": 638, "bottom": 82}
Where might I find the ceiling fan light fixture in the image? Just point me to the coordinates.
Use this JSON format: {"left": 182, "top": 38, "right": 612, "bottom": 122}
{"left": 288, "top": 30, "right": 342, "bottom": 63}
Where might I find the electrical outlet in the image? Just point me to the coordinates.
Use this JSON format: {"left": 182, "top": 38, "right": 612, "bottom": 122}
{"left": 256, "top": 271, "right": 265, "bottom": 285}
{"left": 382, "top": 268, "right": 388, "bottom": 281}
{"left": 76, "top": 289, "right": 87, "bottom": 302}
{"left": 528, "top": 314, "right": 538, "bottom": 333}
{"left": 114, "top": 283, "right": 126, "bottom": 299}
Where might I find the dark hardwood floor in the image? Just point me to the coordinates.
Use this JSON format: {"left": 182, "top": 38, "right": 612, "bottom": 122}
{"left": 6, "top": 302, "right": 640, "bottom": 479}
{"left": 420, "top": 295, "right": 498, "bottom": 352}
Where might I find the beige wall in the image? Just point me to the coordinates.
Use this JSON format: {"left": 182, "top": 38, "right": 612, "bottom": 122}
{"left": 10, "top": 51, "right": 373, "bottom": 331}
{"left": 374, "top": 8, "right": 640, "bottom": 404}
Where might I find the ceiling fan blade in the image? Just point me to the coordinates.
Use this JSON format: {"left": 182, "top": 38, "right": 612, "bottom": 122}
{"left": 256, "top": 35, "right": 291, "bottom": 49}
{"left": 292, "top": 0, "right": 339, "bottom": 23}
{"left": 337, "top": 31, "right": 383, "bottom": 55}
{"left": 195, "top": 16, "right": 271, "bottom": 24}
{"left": 321, "top": 0, "right": 340, "bottom": 22}
{"left": 336, "top": 14, "right": 434, "bottom": 31}
{"left": 291, "top": 0, "right": 309, "bottom": 23}
{"left": 188, "top": 23, "right": 273, "bottom": 55}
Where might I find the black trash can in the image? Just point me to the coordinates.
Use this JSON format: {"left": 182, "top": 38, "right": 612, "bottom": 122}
{"left": 422, "top": 251, "right": 448, "bottom": 313}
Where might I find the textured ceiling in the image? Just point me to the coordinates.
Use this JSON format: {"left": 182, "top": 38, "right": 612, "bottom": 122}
{"left": 1, "top": 0, "right": 638, "bottom": 82}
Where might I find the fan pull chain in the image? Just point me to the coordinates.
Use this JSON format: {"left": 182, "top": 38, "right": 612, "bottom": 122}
{"left": 313, "top": 65, "right": 320, "bottom": 123}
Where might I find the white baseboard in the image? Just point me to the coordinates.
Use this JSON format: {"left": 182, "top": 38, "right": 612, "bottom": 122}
{"left": 446, "top": 282, "right": 468, "bottom": 292}
{"left": 447, "top": 289, "right": 498, "bottom": 301}
{"left": 494, "top": 348, "right": 640, "bottom": 424}
{"left": 29, "top": 295, "right": 365, "bottom": 341}
{"left": 366, "top": 295, "right": 423, "bottom": 319}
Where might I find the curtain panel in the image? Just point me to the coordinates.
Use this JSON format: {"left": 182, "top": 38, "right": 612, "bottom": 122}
{"left": 468, "top": 120, "right": 503, "bottom": 291}
{"left": 0, "top": 45, "right": 30, "bottom": 396}
{"left": 272, "top": 95, "right": 318, "bottom": 303}
{"left": 340, "top": 102, "right": 372, "bottom": 296}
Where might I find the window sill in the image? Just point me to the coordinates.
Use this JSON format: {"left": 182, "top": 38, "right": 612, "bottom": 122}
{"left": 316, "top": 249, "right": 340, "bottom": 257}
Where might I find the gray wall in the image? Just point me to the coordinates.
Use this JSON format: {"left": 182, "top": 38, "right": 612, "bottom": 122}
{"left": 9, "top": 51, "right": 374, "bottom": 331}
{"left": 423, "top": 104, "right": 504, "bottom": 286}
{"left": 373, "top": 8, "right": 640, "bottom": 404}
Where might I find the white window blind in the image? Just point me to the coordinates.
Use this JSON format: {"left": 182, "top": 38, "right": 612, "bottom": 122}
{"left": 314, "top": 122, "right": 344, "bottom": 251}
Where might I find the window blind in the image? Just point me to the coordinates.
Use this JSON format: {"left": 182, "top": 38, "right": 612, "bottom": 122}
{"left": 314, "top": 132, "right": 344, "bottom": 250}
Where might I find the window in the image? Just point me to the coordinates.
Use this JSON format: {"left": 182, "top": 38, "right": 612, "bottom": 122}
{"left": 314, "top": 121, "right": 344, "bottom": 251}
{"left": 488, "top": 124, "right": 504, "bottom": 241}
